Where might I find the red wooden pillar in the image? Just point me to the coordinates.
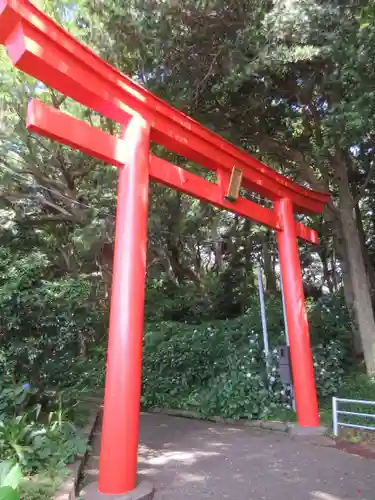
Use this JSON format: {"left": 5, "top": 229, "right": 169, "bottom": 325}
{"left": 98, "top": 117, "right": 151, "bottom": 494}
{"left": 275, "top": 198, "right": 320, "bottom": 427}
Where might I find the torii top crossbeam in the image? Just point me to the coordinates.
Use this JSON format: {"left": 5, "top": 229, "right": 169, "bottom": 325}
{"left": 0, "top": 1, "right": 330, "bottom": 497}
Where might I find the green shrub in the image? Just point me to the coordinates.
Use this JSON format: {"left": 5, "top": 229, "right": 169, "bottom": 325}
{"left": 0, "top": 247, "right": 107, "bottom": 389}
{"left": 339, "top": 372, "right": 375, "bottom": 400}
{"left": 194, "top": 352, "right": 278, "bottom": 419}
{"left": 0, "top": 383, "right": 85, "bottom": 474}
{"left": 141, "top": 317, "right": 347, "bottom": 419}
{"left": 308, "top": 294, "right": 353, "bottom": 359}
{"left": 0, "top": 244, "right": 352, "bottom": 422}
{"left": 312, "top": 340, "right": 346, "bottom": 397}
{"left": 0, "top": 383, "right": 37, "bottom": 419}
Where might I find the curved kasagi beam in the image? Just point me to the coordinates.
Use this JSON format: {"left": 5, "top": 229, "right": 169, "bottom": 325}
{"left": 0, "top": 0, "right": 330, "bottom": 214}
{"left": 27, "top": 99, "right": 318, "bottom": 244}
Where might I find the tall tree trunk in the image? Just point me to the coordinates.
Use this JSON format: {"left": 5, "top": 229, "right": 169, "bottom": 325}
{"left": 355, "top": 203, "right": 375, "bottom": 301}
{"left": 328, "top": 207, "right": 362, "bottom": 354}
{"left": 319, "top": 236, "right": 333, "bottom": 293}
{"left": 341, "top": 250, "right": 363, "bottom": 356}
{"left": 337, "top": 167, "right": 375, "bottom": 373}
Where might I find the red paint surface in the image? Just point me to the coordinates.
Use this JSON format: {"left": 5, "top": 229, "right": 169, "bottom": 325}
{"left": 276, "top": 198, "right": 320, "bottom": 427}
{"left": 98, "top": 118, "right": 150, "bottom": 494}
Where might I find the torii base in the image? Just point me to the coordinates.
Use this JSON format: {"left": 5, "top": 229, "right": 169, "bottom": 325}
{"left": 288, "top": 423, "right": 328, "bottom": 437}
{"left": 80, "top": 481, "right": 155, "bottom": 500}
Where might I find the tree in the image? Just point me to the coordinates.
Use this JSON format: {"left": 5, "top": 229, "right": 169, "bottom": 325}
{"left": 82, "top": 0, "right": 375, "bottom": 372}
{"left": 2, "top": 0, "right": 375, "bottom": 375}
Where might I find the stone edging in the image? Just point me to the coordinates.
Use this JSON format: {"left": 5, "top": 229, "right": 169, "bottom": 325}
{"left": 54, "top": 404, "right": 102, "bottom": 500}
{"left": 147, "top": 407, "right": 290, "bottom": 432}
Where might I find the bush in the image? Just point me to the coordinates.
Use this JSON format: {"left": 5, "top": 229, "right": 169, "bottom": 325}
{"left": 0, "top": 244, "right": 352, "bottom": 422}
{"left": 0, "top": 383, "right": 85, "bottom": 474}
{"left": 141, "top": 316, "right": 348, "bottom": 419}
{"left": 193, "top": 351, "right": 282, "bottom": 419}
{"left": 0, "top": 247, "right": 107, "bottom": 389}
{"left": 312, "top": 340, "right": 346, "bottom": 397}
{"left": 308, "top": 293, "right": 353, "bottom": 359}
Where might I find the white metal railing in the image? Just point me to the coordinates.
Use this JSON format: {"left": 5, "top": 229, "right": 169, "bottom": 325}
{"left": 332, "top": 397, "right": 375, "bottom": 436}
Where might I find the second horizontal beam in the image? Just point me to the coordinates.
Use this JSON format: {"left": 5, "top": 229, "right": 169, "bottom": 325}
{"left": 26, "top": 99, "right": 318, "bottom": 243}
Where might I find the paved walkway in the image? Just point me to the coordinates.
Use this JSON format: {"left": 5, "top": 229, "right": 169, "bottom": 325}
{"left": 81, "top": 413, "right": 374, "bottom": 500}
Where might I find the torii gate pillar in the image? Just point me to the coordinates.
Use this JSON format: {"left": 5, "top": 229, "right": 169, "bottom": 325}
{"left": 276, "top": 198, "right": 320, "bottom": 427}
{"left": 98, "top": 117, "right": 151, "bottom": 495}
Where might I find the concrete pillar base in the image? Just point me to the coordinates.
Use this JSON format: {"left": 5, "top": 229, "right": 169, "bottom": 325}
{"left": 80, "top": 481, "right": 155, "bottom": 500}
{"left": 288, "top": 423, "right": 327, "bottom": 437}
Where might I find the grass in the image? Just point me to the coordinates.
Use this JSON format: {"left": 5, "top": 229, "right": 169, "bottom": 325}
{"left": 19, "top": 468, "right": 68, "bottom": 500}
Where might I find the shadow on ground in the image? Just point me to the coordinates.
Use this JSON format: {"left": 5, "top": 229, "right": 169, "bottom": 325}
{"left": 81, "top": 413, "right": 374, "bottom": 500}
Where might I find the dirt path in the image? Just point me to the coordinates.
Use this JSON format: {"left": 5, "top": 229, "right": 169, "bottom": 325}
{"left": 80, "top": 413, "right": 374, "bottom": 499}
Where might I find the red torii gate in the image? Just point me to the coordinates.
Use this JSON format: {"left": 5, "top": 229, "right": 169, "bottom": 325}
{"left": 0, "top": 0, "right": 330, "bottom": 496}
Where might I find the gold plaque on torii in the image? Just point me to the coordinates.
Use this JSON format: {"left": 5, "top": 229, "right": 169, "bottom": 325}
{"left": 225, "top": 167, "right": 243, "bottom": 202}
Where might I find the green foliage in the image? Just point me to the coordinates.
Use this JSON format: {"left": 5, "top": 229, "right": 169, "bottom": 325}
{"left": 193, "top": 351, "right": 275, "bottom": 420}
{"left": 141, "top": 305, "right": 349, "bottom": 419}
{"left": 0, "top": 383, "right": 37, "bottom": 418}
{"left": 319, "top": 371, "right": 375, "bottom": 432}
{"left": 0, "top": 383, "right": 85, "bottom": 475}
{"left": 0, "top": 246, "right": 107, "bottom": 387}
{"left": 0, "top": 0, "right": 372, "bottom": 446}
{"left": 313, "top": 341, "right": 346, "bottom": 398}
{"left": 0, "top": 462, "right": 22, "bottom": 500}
{"left": 0, "top": 487, "right": 18, "bottom": 500}
{"left": 145, "top": 236, "right": 259, "bottom": 322}
{"left": 83, "top": 0, "right": 375, "bottom": 373}
{"left": 0, "top": 237, "right": 353, "bottom": 422}
{"left": 0, "top": 381, "right": 79, "bottom": 499}
{"left": 0, "top": 284, "right": 348, "bottom": 422}
{"left": 3, "top": 0, "right": 375, "bottom": 494}
{"left": 18, "top": 472, "right": 66, "bottom": 500}
{"left": 0, "top": 462, "right": 21, "bottom": 490}
{"left": 308, "top": 294, "right": 353, "bottom": 353}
